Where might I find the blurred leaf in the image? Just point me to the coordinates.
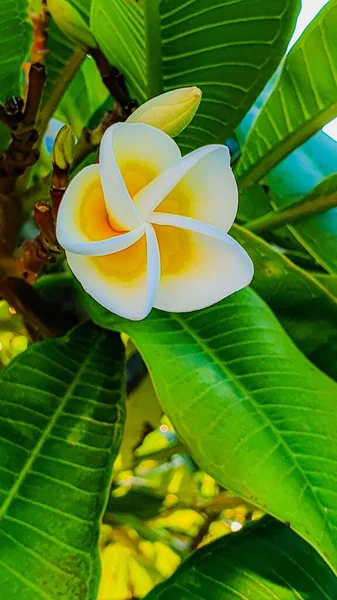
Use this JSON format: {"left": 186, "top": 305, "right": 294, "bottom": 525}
{"left": 99, "top": 542, "right": 155, "bottom": 600}
{"left": 38, "top": 17, "right": 85, "bottom": 133}
{"left": 236, "top": 0, "right": 337, "bottom": 188}
{"left": 316, "top": 274, "right": 337, "bottom": 298}
{"left": 232, "top": 224, "right": 337, "bottom": 354}
{"left": 55, "top": 56, "right": 109, "bottom": 137}
{"left": 82, "top": 287, "right": 337, "bottom": 574}
{"left": 107, "top": 489, "right": 163, "bottom": 521}
{"left": 91, "top": 0, "right": 300, "bottom": 152}
{"left": 152, "top": 509, "right": 203, "bottom": 536}
{"left": 145, "top": 518, "right": 337, "bottom": 599}
{"left": 0, "top": 322, "right": 125, "bottom": 599}
{"left": 117, "top": 374, "right": 162, "bottom": 470}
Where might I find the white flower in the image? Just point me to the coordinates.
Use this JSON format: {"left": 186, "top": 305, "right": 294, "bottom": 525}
{"left": 56, "top": 122, "right": 253, "bottom": 320}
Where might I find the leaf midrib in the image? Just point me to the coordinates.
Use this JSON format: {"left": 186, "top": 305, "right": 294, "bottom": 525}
{"left": 144, "top": 0, "right": 163, "bottom": 98}
{"left": 164, "top": 311, "right": 333, "bottom": 539}
{"left": 0, "top": 333, "right": 104, "bottom": 521}
{"left": 238, "top": 100, "right": 337, "bottom": 190}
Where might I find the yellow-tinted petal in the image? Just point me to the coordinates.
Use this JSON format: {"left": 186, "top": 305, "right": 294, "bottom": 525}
{"left": 67, "top": 225, "right": 160, "bottom": 320}
{"left": 151, "top": 213, "right": 253, "bottom": 312}
{"left": 56, "top": 164, "right": 144, "bottom": 255}
{"left": 100, "top": 123, "right": 181, "bottom": 230}
{"left": 134, "top": 145, "right": 237, "bottom": 231}
{"left": 126, "top": 87, "right": 202, "bottom": 137}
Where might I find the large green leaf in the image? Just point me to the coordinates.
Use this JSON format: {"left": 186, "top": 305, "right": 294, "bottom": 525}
{"left": 81, "top": 287, "right": 337, "bottom": 574}
{"left": 145, "top": 517, "right": 337, "bottom": 600}
{"left": 55, "top": 56, "right": 109, "bottom": 137}
{"left": 232, "top": 225, "right": 337, "bottom": 355}
{"left": 0, "top": 322, "right": 125, "bottom": 599}
{"left": 236, "top": 0, "right": 337, "bottom": 188}
{"left": 90, "top": 0, "right": 300, "bottom": 152}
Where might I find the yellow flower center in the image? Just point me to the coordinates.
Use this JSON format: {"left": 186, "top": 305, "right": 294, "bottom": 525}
{"left": 91, "top": 235, "right": 147, "bottom": 283}
{"left": 119, "top": 161, "right": 156, "bottom": 199}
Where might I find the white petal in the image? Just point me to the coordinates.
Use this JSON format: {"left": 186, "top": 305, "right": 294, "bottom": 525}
{"left": 134, "top": 144, "right": 236, "bottom": 230}
{"left": 153, "top": 146, "right": 238, "bottom": 232}
{"left": 100, "top": 122, "right": 181, "bottom": 230}
{"left": 56, "top": 164, "right": 145, "bottom": 255}
{"left": 67, "top": 225, "right": 160, "bottom": 320}
{"left": 151, "top": 213, "right": 254, "bottom": 313}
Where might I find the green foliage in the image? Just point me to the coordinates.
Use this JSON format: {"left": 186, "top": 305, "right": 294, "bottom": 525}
{"left": 55, "top": 57, "right": 109, "bottom": 137}
{"left": 91, "top": 0, "right": 300, "bottom": 152}
{"left": 236, "top": 0, "right": 337, "bottom": 188}
{"left": 232, "top": 225, "right": 337, "bottom": 354}
{"left": 1, "top": 0, "right": 337, "bottom": 598}
{"left": 81, "top": 287, "right": 337, "bottom": 574}
{"left": 145, "top": 517, "right": 337, "bottom": 599}
{"left": 38, "top": 17, "right": 85, "bottom": 137}
{"left": 262, "top": 134, "right": 337, "bottom": 275}
{"left": 0, "top": 322, "right": 126, "bottom": 599}
{"left": 0, "top": 0, "right": 31, "bottom": 100}
{"left": 0, "top": 0, "right": 31, "bottom": 151}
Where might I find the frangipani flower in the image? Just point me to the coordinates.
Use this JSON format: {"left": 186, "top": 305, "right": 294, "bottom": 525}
{"left": 57, "top": 116, "right": 253, "bottom": 321}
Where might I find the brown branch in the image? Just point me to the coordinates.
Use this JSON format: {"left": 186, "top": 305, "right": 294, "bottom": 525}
{"left": 0, "top": 102, "right": 23, "bottom": 130}
{"left": 23, "top": 63, "right": 46, "bottom": 126}
{"left": 91, "top": 48, "right": 137, "bottom": 118}
{"left": 189, "top": 514, "right": 213, "bottom": 551}
{"left": 0, "top": 277, "right": 60, "bottom": 340}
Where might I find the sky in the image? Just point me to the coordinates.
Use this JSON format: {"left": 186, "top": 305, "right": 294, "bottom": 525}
{"left": 292, "top": 0, "right": 337, "bottom": 140}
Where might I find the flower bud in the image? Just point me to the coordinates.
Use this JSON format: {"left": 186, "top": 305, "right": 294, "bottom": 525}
{"left": 52, "top": 125, "right": 75, "bottom": 171}
{"left": 126, "top": 87, "right": 202, "bottom": 137}
{"left": 47, "top": 0, "right": 97, "bottom": 50}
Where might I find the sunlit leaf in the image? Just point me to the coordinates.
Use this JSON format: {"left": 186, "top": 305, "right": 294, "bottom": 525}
{"left": 81, "top": 287, "right": 337, "bottom": 574}
{"left": 236, "top": 0, "right": 337, "bottom": 188}
{"left": 91, "top": 0, "right": 300, "bottom": 152}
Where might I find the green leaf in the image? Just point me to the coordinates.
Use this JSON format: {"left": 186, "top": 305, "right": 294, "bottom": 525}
{"left": 90, "top": 0, "right": 300, "bottom": 152}
{"left": 237, "top": 81, "right": 337, "bottom": 270}
{"left": 144, "top": 517, "right": 337, "bottom": 600}
{"left": 0, "top": 0, "right": 31, "bottom": 101}
{"left": 236, "top": 0, "right": 337, "bottom": 189}
{"left": 261, "top": 132, "right": 337, "bottom": 274}
{"left": 55, "top": 56, "right": 109, "bottom": 137}
{"left": 81, "top": 287, "right": 337, "bottom": 574}
{"left": 250, "top": 173, "right": 337, "bottom": 275}
{"left": 38, "top": 18, "right": 85, "bottom": 136}
{"left": 107, "top": 489, "right": 163, "bottom": 521}
{"left": 0, "top": 322, "right": 125, "bottom": 600}
{"left": 232, "top": 225, "right": 337, "bottom": 355}
{"left": 0, "top": 0, "right": 31, "bottom": 151}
